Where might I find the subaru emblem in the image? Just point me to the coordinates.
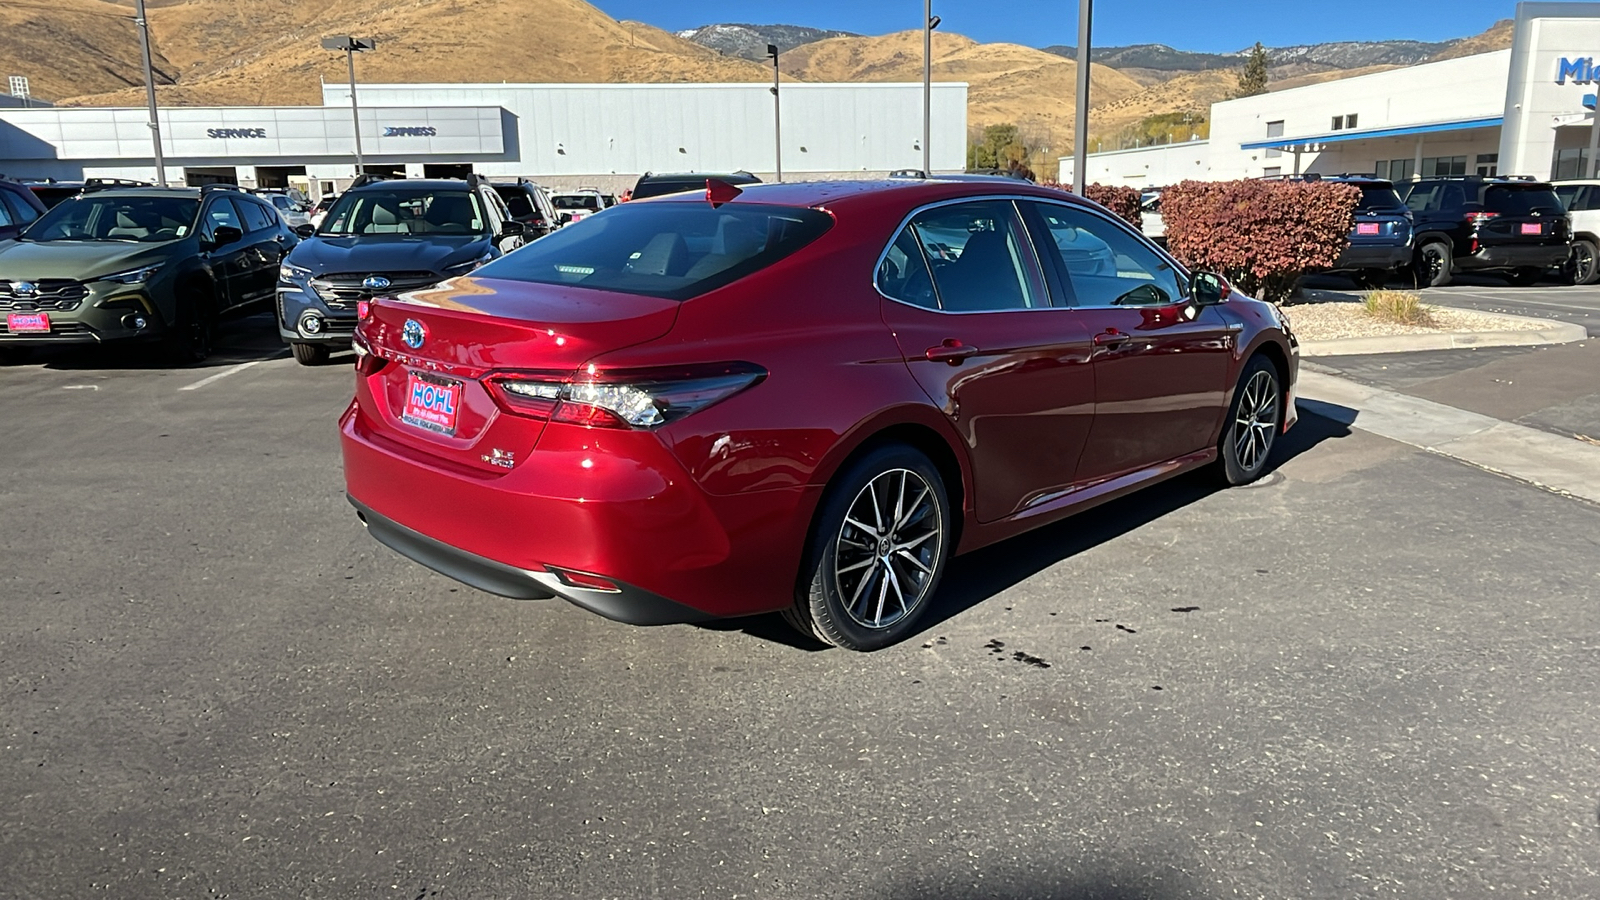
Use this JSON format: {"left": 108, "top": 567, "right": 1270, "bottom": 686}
{"left": 14, "top": 281, "right": 38, "bottom": 297}
{"left": 402, "top": 319, "right": 426, "bottom": 349}
{"left": 362, "top": 275, "right": 392, "bottom": 290}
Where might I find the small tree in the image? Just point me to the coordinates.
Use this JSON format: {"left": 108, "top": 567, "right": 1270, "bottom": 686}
{"left": 967, "top": 123, "right": 1028, "bottom": 172}
{"left": 1235, "top": 42, "right": 1269, "bottom": 98}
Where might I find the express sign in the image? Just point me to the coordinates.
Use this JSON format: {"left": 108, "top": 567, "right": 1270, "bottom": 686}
{"left": 383, "top": 126, "right": 438, "bottom": 137}
{"left": 206, "top": 127, "right": 268, "bottom": 139}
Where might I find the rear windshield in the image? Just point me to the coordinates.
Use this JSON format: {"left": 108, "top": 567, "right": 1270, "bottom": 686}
{"left": 553, "top": 194, "right": 602, "bottom": 211}
{"left": 1485, "top": 185, "right": 1564, "bottom": 216}
{"left": 474, "top": 202, "right": 834, "bottom": 301}
{"left": 632, "top": 179, "right": 709, "bottom": 200}
{"left": 1357, "top": 184, "right": 1405, "bottom": 211}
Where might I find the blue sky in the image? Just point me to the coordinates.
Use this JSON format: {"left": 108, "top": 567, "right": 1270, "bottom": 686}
{"left": 592, "top": 0, "right": 1515, "bottom": 54}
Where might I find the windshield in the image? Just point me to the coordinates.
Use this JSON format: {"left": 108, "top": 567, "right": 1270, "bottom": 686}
{"left": 1357, "top": 184, "right": 1406, "bottom": 211}
{"left": 318, "top": 190, "right": 486, "bottom": 236}
{"left": 553, "top": 194, "right": 602, "bottom": 212}
{"left": 475, "top": 202, "right": 833, "bottom": 301}
{"left": 22, "top": 195, "right": 198, "bottom": 243}
{"left": 1486, "top": 185, "right": 1564, "bottom": 216}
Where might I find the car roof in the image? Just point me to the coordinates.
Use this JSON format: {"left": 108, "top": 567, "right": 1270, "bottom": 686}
{"left": 348, "top": 179, "right": 477, "bottom": 192}
{"left": 641, "top": 178, "right": 1094, "bottom": 213}
{"left": 65, "top": 187, "right": 205, "bottom": 200}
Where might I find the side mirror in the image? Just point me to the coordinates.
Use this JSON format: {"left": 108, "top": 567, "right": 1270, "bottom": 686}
{"left": 293, "top": 224, "right": 316, "bottom": 239}
{"left": 210, "top": 224, "right": 243, "bottom": 248}
{"left": 1190, "top": 271, "right": 1231, "bottom": 306}
{"left": 558, "top": 212, "right": 575, "bottom": 225}
{"left": 500, "top": 220, "right": 527, "bottom": 237}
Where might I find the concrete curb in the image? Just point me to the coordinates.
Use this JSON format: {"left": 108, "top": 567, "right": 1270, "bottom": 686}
{"left": 1296, "top": 311, "right": 1588, "bottom": 357}
{"left": 1296, "top": 369, "right": 1600, "bottom": 505}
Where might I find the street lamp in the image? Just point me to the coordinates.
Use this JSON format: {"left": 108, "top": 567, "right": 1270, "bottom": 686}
{"left": 322, "top": 36, "right": 376, "bottom": 176}
{"left": 924, "top": 5, "right": 941, "bottom": 176}
{"left": 767, "top": 44, "right": 782, "bottom": 182}
{"left": 1072, "top": 0, "right": 1092, "bottom": 193}
{"left": 133, "top": 0, "right": 166, "bottom": 186}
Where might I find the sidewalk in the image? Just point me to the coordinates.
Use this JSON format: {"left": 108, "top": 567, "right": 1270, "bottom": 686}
{"left": 1296, "top": 341, "right": 1600, "bottom": 505}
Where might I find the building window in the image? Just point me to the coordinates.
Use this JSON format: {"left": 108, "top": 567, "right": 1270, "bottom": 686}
{"left": 1476, "top": 153, "right": 1499, "bottom": 177}
{"left": 1262, "top": 167, "right": 1282, "bottom": 177}
{"left": 1265, "top": 120, "right": 1283, "bottom": 159}
{"left": 1345, "top": 113, "right": 1358, "bottom": 129}
{"left": 1554, "top": 148, "right": 1592, "bottom": 180}
{"left": 1420, "top": 155, "right": 1467, "bottom": 177}
{"left": 1374, "top": 160, "right": 1388, "bottom": 179}
{"left": 1379, "top": 158, "right": 1417, "bottom": 182}
{"left": 1331, "top": 116, "right": 1344, "bottom": 131}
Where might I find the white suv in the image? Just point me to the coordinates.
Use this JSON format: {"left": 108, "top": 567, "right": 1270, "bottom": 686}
{"left": 1553, "top": 180, "right": 1600, "bottom": 284}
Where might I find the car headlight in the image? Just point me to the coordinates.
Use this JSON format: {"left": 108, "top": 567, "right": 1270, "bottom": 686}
{"left": 444, "top": 252, "right": 494, "bottom": 276}
{"left": 280, "top": 262, "right": 313, "bottom": 282}
{"left": 100, "top": 264, "right": 164, "bottom": 285}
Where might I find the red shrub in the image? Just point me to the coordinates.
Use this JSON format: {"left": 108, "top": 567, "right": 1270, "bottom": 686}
{"left": 1039, "top": 181, "right": 1143, "bottom": 230}
{"left": 1160, "top": 179, "right": 1360, "bottom": 303}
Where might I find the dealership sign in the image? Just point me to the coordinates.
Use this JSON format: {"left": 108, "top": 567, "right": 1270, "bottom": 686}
{"left": 383, "top": 126, "right": 438, "bottom": 137}
{"left": 206, "top": 127, "right": 268, "bottom": 139}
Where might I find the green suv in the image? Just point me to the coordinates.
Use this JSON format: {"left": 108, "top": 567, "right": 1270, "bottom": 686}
{"left": 0, "top": 185, "right": 298, "bottom": 363}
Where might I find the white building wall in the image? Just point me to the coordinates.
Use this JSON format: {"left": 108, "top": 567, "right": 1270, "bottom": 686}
{"left": 1500, "top": 3, "right": 1600, "bottom": 179}
{"left": 1059, "top": 141, "right": 1210, "bottom": 187}
{"left": 324, "top": 82, "right": 969, "bottom": 180}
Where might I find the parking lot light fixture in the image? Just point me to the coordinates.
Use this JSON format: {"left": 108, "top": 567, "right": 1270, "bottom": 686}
{"left": 1072, "top": 0, "right": 1092, "bottom": 194}
{"left": 767, "top": 44, "right": 782, "bottom": 182}
{"left": 321, "top": 36, "right": 376, "bottom": 176}
{"left": 133, "top": 0, "right": 166, "bottom": 186}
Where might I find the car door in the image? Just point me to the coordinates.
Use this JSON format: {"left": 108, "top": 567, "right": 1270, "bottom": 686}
{"left": 877, "top": 198, "right": 1096, "bottom": 523}
{"left": 235, "top": 197, "right": 285, "bottom": 305}
{"left": 200, "top": 196, "right": 251, "bottom": 308}
{"left": 1024, "top": 199, "right": 1234, "bottom": 482}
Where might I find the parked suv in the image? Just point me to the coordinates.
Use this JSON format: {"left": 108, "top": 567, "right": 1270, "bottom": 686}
{"left": 0, "top": 184, "right": 297, "bottom": 363}
{"left": 1553, "top": 180, "right": 1600, "bottom": 284}
{"left": 0, "top": 176, "right": 49, "bottom": 242}
{"left": 24, "top": 178, "right": 151, "bottom": 209}
{"left": 1400, "top": 176, "right": 1571, "bottom": 286}
{"left": 276, "top": 174, "right": 528, "bottom": 365}
{"left": 1323, "top": 176, "right": 1414, "bottom": 288}
{"left": 255, "top": 189, "right": 313, "bottom": 230}
{"left": 490, "top": 180, "right": 560, "bottom": 239}
{"left": 630, "top": 171, "right": 761, "bottom": 201}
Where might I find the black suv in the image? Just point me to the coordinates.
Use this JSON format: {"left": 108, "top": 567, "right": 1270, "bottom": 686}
{"left": 275, "top": 174, "right": 527, "bottom": 365}
{"left": 490, "top": 180, "right": 560, "bottom": 239}
{"left": 0, "top": 184, "right": 297, "bottom": 363}
{"left": 1322, "top": 176, "right": 1414, "bottom": 287}
{"left": 23, "top": 178, "right": 152, "bottom": 209}
{"left": 0, "top": 176, "right": 48, "bottom": 241}
{"left": 630, "top": 171, "right": 761, "bottom": 201}
{"left": 1400, "top": 176, "right": 1571, "bottom": 286}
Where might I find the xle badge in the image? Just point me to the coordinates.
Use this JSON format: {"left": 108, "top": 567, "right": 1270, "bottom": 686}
{"left": 482, "top": 448, "right": 516, "bottom": 469}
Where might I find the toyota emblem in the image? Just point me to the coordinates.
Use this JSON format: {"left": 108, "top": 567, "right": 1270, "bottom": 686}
{"left": 401, "top": 319, "right": 426, "bottom": 349}
{"left": 362, "top": 275, "right": 392, "bottom": 290}
{"left": 14, "top": 281, "right": 38, "bottom": 297}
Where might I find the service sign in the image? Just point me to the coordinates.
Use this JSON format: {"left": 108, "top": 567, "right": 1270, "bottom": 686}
{"left": 206, "top": 127, "right": 269, "bottom": 139}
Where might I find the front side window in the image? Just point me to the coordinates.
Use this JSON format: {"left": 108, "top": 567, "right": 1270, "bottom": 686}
{"left": 1030, "top": 202, "right": 1183, "bottom": 308}
{"left": 22, "top": 195, "right": 198, "bottom": 243}
{"left": 476, "top": 202, "right": 833, "bottom": 301}
{"left": 319, "top": 190, "right": 485, "bottom": 236}
{"left": 905, "top": 200, "right": 1046, "bottom": 312}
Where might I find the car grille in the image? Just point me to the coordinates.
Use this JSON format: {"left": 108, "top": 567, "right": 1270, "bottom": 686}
{"left": 0, "top": 279, "right": 88, "bottom": 312}
{"left": 310, "top": 271, "right": 440, "bottom": 307}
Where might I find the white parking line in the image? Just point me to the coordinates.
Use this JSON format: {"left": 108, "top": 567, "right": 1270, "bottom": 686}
{"left": 178, "top": 353, "right": 288, "bottom": 392}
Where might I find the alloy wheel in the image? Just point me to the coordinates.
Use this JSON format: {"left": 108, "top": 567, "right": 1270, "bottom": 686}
{"left": 1232, "top": 370, "right": 1279, "bottom": 473}
{"left": 1576, "top": 243, "right": 1597, "bottom": 284}
{"left": 833, "top": 468, "right": 942, "bottom": 630}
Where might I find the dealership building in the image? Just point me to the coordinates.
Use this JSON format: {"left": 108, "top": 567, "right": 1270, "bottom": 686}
{"left": 1062, "top": 2, "right": 1600, "bottom": 188}
{"left": 0, "top": 81, "right": 967, "bottom": 198}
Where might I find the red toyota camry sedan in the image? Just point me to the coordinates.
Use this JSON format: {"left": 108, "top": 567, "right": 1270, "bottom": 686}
{"left": 341, "top": 178, "right": 1297, "bottom": 650}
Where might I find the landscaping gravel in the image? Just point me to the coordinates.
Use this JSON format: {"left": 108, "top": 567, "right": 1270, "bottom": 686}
{"left": 1283, "top": 297, "right": 1547, "bottom": 342}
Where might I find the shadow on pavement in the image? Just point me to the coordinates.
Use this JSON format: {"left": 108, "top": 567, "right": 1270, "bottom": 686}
{"left": 13, "top": 311, "right": 292, "bottom": 371}
{"left": 715, "top": 405, "right": 1356, "bottom": 652}
{"left": 881, "top": 858, "right": 1200, "bottom": 900}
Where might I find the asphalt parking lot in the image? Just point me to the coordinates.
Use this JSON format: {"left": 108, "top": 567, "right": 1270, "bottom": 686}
{"left": 3, "top": 309, "right": 1599, "bottom": 899}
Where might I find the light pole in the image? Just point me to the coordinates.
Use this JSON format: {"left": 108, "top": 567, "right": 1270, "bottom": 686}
{"left": 1072, "top": 0, "right": 1092, "bottom": 193}
{"left": 322, "top": 36, "right": 376, "bottom": 176}
{"left": 924, "top": 5, "right": 941, "bottom": 175}
{"left": 133, "top": 0, "right": 166, "bottom": 186}
{"left": 767, "top": 44, "right": 782, "bottom": 182}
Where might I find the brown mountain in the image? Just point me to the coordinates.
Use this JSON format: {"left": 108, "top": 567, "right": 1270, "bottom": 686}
{"left": 1, "top": 0, "right": 177, "bottom": 101}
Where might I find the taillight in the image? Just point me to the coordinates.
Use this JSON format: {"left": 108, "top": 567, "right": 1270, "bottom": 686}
{"left": 351, "top": 329, "right": 387, "bottom": 376}
{"left": 1467, "top": 211, "right": 1501, "bottom": 227}
{"left": 487, "top": 363, "right": 766, "bottom": 429}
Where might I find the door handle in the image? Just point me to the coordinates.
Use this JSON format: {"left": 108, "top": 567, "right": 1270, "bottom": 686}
{"left": 1093, "top": 329, "right": 1132, "bottom": 347}
{"left": 925, "top": 340, "right": 979, "bottom": 364}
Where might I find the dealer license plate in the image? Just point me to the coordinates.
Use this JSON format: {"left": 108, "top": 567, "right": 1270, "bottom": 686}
{"left": 5, "top": 312, "right": 50, "bottom": 333}
{"left": 1356, "top": 222, "right": 1380, "bottom": 235}
{"left": 1521, "top": 223, "right": 1543, "bottom": 235}
{"left": 401, "top": 372, "right": 462, "bottom": 435}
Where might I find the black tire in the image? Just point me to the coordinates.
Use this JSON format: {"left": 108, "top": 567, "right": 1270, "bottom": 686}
{"left": 1506, "top": 267, "right": 1544, "bottom": 287}
{"left": 291, "top": 342, "right": 330, "bottom": 366}
{"left": 1414, "top": 241, "right": 1453, "bottom": 287}
{"left": 162, "top": 283, "right": 215, "bottom": 365}
{"left": 784, "top": 444, "right": 952, "bottom": 652}
{"left": 1568, "top": 239, "right": 1600, "bottom": 286}
{"left": 1216, "top": 354, "right": 1282, "bottom": 486}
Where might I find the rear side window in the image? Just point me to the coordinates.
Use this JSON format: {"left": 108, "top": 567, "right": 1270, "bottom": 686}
{"left": 1555, "top": 184, "right": 1583, "bottom": 211}
{"left": 877, "top": 226, "right": 939, "bottom": 309}
{"left": 903, "top": 200, "right": 1046, "bottom": 311}
{"left": 476, "top": 202, "right": 834, "bottom": 301}
{"left": 1486, "top": 186, "right": 1564, "bottom": 216}
{"left": 240, "top": 199, "right": 273, "bottom": 233}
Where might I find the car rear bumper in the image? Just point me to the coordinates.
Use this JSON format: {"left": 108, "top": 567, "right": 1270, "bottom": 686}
{"left": 340, "top": 403, "right": 818, "bottom": 621}
{"left": 1333, "top": 244, "right": 1412, "bottom": 270}
{"left": 1461, "top": 244, "right": 1570, "bottom": 270}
